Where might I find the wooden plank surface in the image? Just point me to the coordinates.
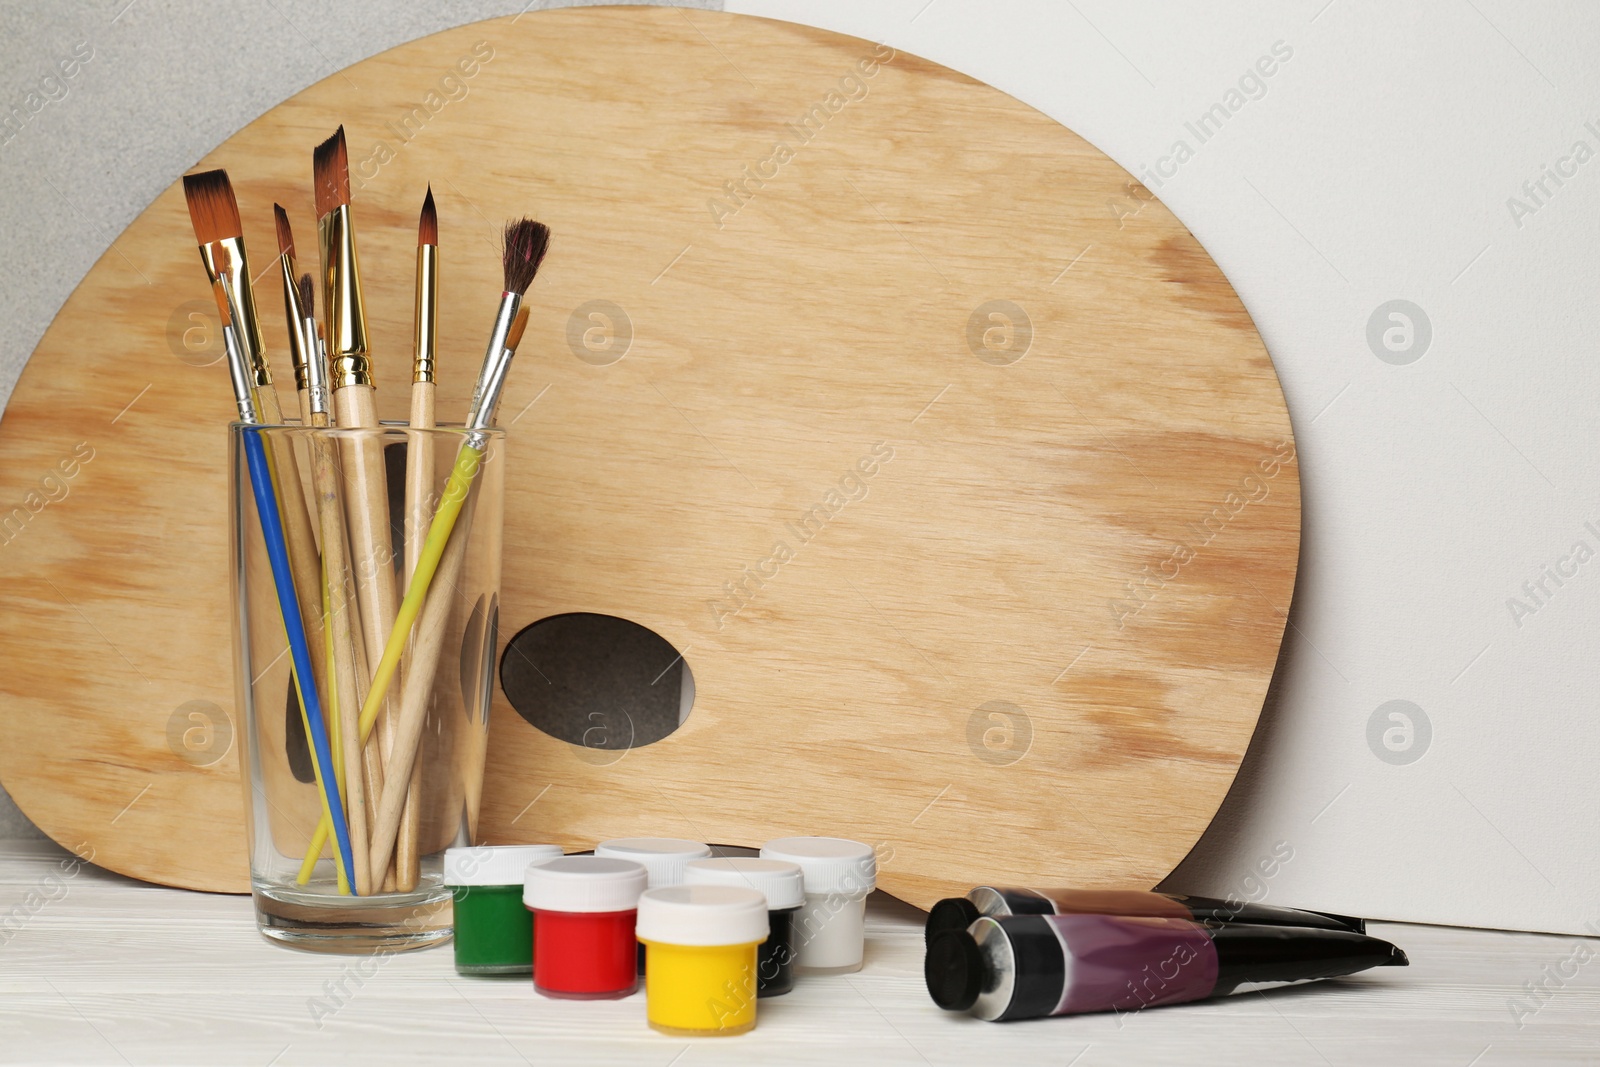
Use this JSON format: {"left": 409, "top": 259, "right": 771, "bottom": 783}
{"left": 0, "top": 841, "right": 1595, "bottom": 1066}
{"left": 0, "top": 8, "right": 1298, "bottom": 900}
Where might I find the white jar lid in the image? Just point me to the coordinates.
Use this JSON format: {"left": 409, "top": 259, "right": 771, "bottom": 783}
{"left": 443, "top": 844, "right": 563, "bottom": 887}
{"left": 760, "top": 837, "right": 877, "bottom": 896}
{"left": 523, "top": 856, "right": 648, "bottom": 912}
{"left": 684, "top": 858, "right": 805, "bottom": 910}
{"left": 595, "top": 837, "right": 712, "bottom": 888}
{"left": 636, "top": 885, "right": 770, "bottom": 947}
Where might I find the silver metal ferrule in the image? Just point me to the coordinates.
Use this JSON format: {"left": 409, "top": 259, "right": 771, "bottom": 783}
{"left": 223, "top": 322, "right": 258, "bottom": 425}
{"left": 302, "top": 314, "right": 329, "bottom": 418}
{"left": 466, "top": 292, "right": 520, "bottom": 428}
{"left": 218, "top": 273, "right": 259, "bottom": 423}
{"left": 467, "top": 345, "right": 515, "bottom": 443}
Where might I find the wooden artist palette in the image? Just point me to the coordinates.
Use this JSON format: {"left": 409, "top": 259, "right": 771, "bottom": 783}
{"left": 0, "top": 8, "right": 1298, "bottom": 904}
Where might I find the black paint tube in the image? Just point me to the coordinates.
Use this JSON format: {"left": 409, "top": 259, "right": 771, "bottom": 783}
{"left": 925, "top": 886, "right": 1365, "bottom": 942}
{"left": 926, "top": 913, "right": 1406, "bottom": 1021}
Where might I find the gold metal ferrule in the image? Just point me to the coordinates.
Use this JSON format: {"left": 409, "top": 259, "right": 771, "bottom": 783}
{"left": 278, "top": 251, "right": 313, "bottom": 392}
{"left": 413, "top": 243, "right": 438, "bottom": 384}
{"left": 317, "top": 203, "right": 371, "bottom": 390}
{"left": 199, "top": 237, "right": 269, "bottom": 387}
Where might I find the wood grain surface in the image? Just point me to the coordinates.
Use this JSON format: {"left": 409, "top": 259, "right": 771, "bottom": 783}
{"left": 0, "top": 841, "right": 1572, "bottom": 1067}
{"left": 0, "top": 8, "right": 1298, "bottom": 900}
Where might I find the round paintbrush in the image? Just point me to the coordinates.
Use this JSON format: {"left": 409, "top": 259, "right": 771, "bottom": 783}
{"left": 396, "top": 186, "right": 438, "bottom": 892}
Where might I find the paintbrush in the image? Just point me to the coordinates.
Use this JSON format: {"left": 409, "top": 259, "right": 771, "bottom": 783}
{"left": 274, "top": 205, "right": 330, "bottom": 428}
{"left": 394, "top": 186, "right": 439, "bottom": 892}
{"left": 185, "top": 171, "right": 329, "bottom": 716}
{"left": 367, "top": 219, "right": 548, "bottom": 881}
{"left": 213, "top": 256, "right": 356, "bottom": 893}
{"left": 314, "top": 124, "right": 404, "bottom": 890}
{"left": 356, "top": 219, "right": 548, "bottom": 752}
{"left": 368, "top": 303, "right": 533, "bottom": 883}
{"left": 287, "top": 270, "right": 375, "bottom": 895}
{"left": 297, "top": 274, "right": 328, "bottom": 426}
{"left": 185, "top": 171, "right": 268, "bottom": 399}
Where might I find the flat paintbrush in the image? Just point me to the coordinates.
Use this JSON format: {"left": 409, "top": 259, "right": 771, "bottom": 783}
{"left": 213, "top": 261, "right": 355, "bottom": 893}
{"left": 185, "top": 171, "right": 329, "bottom": 724}
{"left": 314, "top": 125, "right": 403, "bottom": 890}
{"left": 289, "top": 270, "right": 375, "bottom": 896}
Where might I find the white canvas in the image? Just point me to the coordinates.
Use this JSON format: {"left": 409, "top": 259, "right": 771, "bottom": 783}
{"left": 725, "top": 0, "right": 1600, "bottom": 935}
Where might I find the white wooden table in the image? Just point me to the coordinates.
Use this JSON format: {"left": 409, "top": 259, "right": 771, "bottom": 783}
{"left": 1, "top": 840, "right": 1595, "bottom": 1065}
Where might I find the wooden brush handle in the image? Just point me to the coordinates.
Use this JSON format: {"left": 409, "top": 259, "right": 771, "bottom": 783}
{"left": 368, "top": 490, "right": 476, "bottom": 886}
{"left": 332, "top": 383, "right": 402, "bottom": 889}
{"left": 311, "top": 433, "right": 372, "bottom": 896}
{"left": 395, "top": 382, "right": 435, "bottom": 892}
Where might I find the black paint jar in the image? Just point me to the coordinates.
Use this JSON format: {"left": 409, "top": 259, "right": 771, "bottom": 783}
{"left": 684, "top": 857, "right": 806, "bottom": 997}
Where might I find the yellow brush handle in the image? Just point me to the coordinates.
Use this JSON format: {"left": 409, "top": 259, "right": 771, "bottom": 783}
{"left": 298, "top": 440, "right": 483, "bottom": 874}
{"left": 362, "top": 443, "right": 482, "bottom": 731}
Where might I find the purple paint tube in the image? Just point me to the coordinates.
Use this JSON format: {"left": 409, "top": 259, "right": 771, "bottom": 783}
{"left": 925, "top": 886, "right": 1365, "bottom": 942}
{"left": 925, "top": 914, "right": 1406, "bottom": 1021}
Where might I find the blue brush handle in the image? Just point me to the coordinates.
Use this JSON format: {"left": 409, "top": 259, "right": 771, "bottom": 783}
{"left": 243, "top": 427, "right": 358, "bottom": 890}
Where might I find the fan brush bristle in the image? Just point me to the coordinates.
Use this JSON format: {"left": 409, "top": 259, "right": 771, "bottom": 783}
{"left": 418, "top": 186, "right": 437, "bottom": 247}
{"left": 502, "top": 219, "right": 551, "bottom": 298}
{"left": 273, "top": 203, "right": 295, "bottom": 258}
{"left": 298, "top": 273, "right": 315, "bottom": 318}
{"left": 183, "top": 169, "right": 241, "bottom": 246}
{"left": 312, "top": 126, "right": 351, "bottom": 218}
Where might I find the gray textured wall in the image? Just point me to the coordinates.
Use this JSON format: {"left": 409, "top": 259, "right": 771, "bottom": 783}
{"left": 0, "top": 0, "right": 719, "bottom": 838}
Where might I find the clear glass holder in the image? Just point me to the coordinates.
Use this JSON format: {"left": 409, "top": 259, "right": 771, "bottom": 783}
{"left": 231, "top": 422, "right": 505, "bottom": 953}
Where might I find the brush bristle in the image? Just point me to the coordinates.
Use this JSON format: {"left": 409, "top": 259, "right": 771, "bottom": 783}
{"left": 502, "top": 219, "right": 551, "bottom": 297}
{"left": 210, "top": 241, "right": 231, "bottom": 276}
{"left": 505, "top": 305, "right": 530, "bottom": 352}
{"left": 418, "top": 186, "right": 437, "bottom": 246}
{"left": 183, "top": 169, "right": 241, "bottom": 246}
{"left": 312, "top": 126, "right": 350, "bottom": 218}
{"left": 298, "top": 272, "right": 315, "bottom": 317}
{"left": 273, "top": 203, "right": 294, "bottom": 258}
{"left": 212, "top": 279, "right": 233, "bottom": 325}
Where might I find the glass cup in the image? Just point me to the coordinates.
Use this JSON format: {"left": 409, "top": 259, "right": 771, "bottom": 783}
{"left": 230, "top": 422, "right": 505, "bottom": 952}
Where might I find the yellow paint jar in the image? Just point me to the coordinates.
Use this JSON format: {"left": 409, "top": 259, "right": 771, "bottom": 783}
{"left": 636, "top": 885, "right": 769, "bottom": 1037}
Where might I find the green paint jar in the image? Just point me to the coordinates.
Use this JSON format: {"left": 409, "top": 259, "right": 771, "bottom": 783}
{"left": 445, "top": 845, "right": 563, "bottom": 975}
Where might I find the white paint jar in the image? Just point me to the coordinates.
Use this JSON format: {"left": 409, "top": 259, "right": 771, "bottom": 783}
{"left": 759, "top": 837, "right": 876, "bottom": 975}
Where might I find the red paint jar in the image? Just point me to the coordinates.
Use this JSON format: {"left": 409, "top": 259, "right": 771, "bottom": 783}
{"left": 524, "top": 856, "right": 648, "bottom": 1000}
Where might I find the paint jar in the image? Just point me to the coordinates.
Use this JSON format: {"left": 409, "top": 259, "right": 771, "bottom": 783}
{"left": 637, "top": 885, "right": 769, "bottom": 1036}
{"left": 760, "top": 837, "right": 876, "bottom": 975}
{"left": 595, "top": 838, "right": 711, "bottom": 971}
{"left": 444, "top": 844, "right": 562, "bottom": 975}
{"left": 523, "top": 856, "right": 648, "bottom": 1000}
{"left": 684, "top": 858, "right": 805, "bottom": 997}
{"left": 595, "top": 838, "right": 712, "bottom": 888}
